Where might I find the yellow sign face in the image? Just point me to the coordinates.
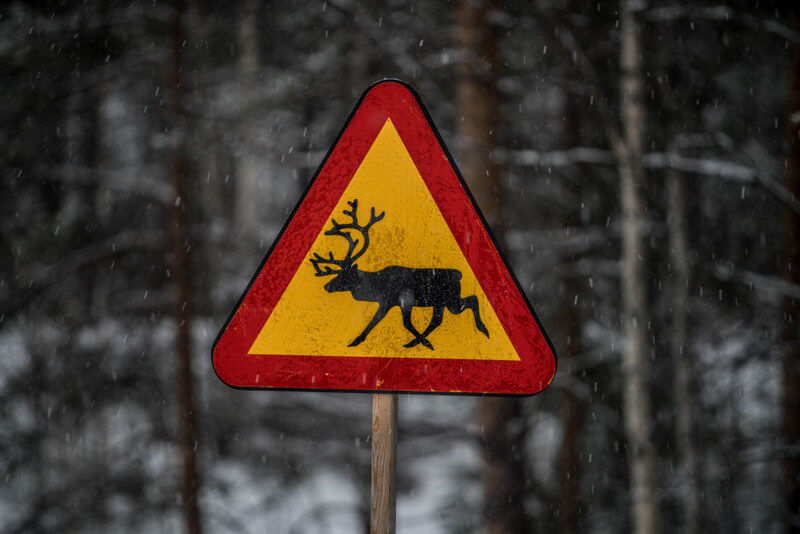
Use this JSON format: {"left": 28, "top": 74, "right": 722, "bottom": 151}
{"left": 249, "top": 119, "right": 518, "bottom": 360}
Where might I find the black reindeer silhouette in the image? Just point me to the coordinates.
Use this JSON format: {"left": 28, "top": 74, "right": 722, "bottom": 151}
{"left": 310, "top": 199, "right": 489, "bottom": 350}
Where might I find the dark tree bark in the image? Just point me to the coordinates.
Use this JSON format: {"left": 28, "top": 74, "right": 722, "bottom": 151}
{"left": 666, "top": 142, "right": 699, "bottom": 534}
{"left": 235, "top": 0, "right": 260, "bottom": 244}
{"left": 455, "top": 0, "right": 503, "bottom": 233}
{"left": 558, "top": 249, "right": 581, "bottom": 534}
{"left": 455, "top": 1, "right": 530, "bottom": 533}
{"left": 782, "top": 11, "right": 800, "bottom": 534}
{"left": 557, "top": 82, "right": 582, "bottom": 534}
{"left": 167, "top": 1, "right": 202, "bottom": 533}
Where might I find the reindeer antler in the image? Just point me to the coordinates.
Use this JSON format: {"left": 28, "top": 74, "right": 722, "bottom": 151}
{"left": 309, "top": 199, "right": 385, "bottom": 276}
{"left": 328, "top": 199, "right": 385, "bottom": 263}
{"left": 310, "top": 251, "right": 347, "bottom": 276}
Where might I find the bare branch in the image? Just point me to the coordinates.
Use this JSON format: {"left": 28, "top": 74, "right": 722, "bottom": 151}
{"left": 532, "top": 0, "right": 624, "bottom": 159}
{"left": 1, "top": 230, "right": 162, "bottom": 316}
{"left": 711, "top": 262, "right": 800, "bottom": 301}
{"left": 645, "top": 5, "right": 800, "bottom": 44}
{"left": 497, "top": 147, "right": 800, "bottom": 216}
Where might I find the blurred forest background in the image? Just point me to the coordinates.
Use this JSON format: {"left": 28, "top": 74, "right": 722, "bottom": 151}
{"left": 2, "top": 0, "right": 800, "bottom": 533}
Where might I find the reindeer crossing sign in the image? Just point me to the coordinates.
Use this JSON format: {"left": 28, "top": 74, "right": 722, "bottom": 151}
{"left": 212, "top": 81, "right": 556, "bottom": 395}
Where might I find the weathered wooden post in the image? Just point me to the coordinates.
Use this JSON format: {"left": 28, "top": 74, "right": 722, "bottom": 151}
{"left": 371, "top": 394, "right": 398, "bottom": 534}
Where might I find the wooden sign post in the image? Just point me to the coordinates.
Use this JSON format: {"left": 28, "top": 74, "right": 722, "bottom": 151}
{"left": 371, "top": 393, "right": 398, "bottom": 534}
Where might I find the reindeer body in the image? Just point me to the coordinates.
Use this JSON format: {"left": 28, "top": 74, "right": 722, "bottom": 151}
{"left": 326, "top": 266, "right": 461, "bottom": 305}
{"left": 311, "top": 200, "right": 489, "bottom": 350}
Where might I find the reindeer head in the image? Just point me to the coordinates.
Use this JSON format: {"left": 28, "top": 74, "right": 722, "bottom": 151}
{"left": 310, "top": 199, "right": 385, "bottom": 293}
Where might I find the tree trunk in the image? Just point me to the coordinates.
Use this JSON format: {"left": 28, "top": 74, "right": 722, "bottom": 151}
{"left": 558, "top": 86, "right": 582, "bottom": 534}
{"left": 235, "top": 1, "right": 260, "bottom": 243}
{"left": 666, "top": 143, "right": 699, "bottom": 534}
{"left": 782, "top": 11, "right": 800, "bottom": 534}
{"left": 558, "top": 253, "right": 581, "bottom": 534}
{"left": 455, "top": 0, "right": 503, "bottom": 235}
{"left": 167, "top": 1, "right": 202, "bottom": 533}
{"left": 455, "top": 1, "right": 530, "bottom": 533}
{"left": 618, "top": 1, "right": 658, "bottom": 532}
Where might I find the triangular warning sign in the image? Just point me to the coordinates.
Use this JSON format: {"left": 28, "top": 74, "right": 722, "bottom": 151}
{"left": 212, "top": 80, "right": 556, "bottom": 395}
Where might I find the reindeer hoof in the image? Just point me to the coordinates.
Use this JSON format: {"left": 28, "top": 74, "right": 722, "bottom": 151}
{"left": 349, "top": 337, "right": 364, "bottom": 347}
{"left": 404, "top": 337, "right": 434, "bottom": 350}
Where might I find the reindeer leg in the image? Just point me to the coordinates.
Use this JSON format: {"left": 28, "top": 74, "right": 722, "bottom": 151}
{"left": 405, "top": 307, "right": 444, "bottom": 348}
{"left": 400, "top": 302, "right": 434, "bottom": 350}
{"left": 349, "top": 302, "right": 390, "bottom": 346}
{"left": 448, "top": 296, "right": 489, "bottom": 338}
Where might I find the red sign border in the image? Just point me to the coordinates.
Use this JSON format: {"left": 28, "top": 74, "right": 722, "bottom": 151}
{"left": 212, "top": 80, "right": 557, "bottom": 396}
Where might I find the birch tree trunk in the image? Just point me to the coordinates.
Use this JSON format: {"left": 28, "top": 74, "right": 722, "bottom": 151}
{"left": 455, "top": 1, "right": 530, "bottom": 532}
{"left": 618, "top": 1, "right": 658, "bottom": 532}
{"left": 167, "top": 1, "right": 202, "bottom": 532}
{"left": 666, "top": 144, "right": 699, "bottom": 534}
{"left": 781, "top": 11, "right": 800, "bottom": 533}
